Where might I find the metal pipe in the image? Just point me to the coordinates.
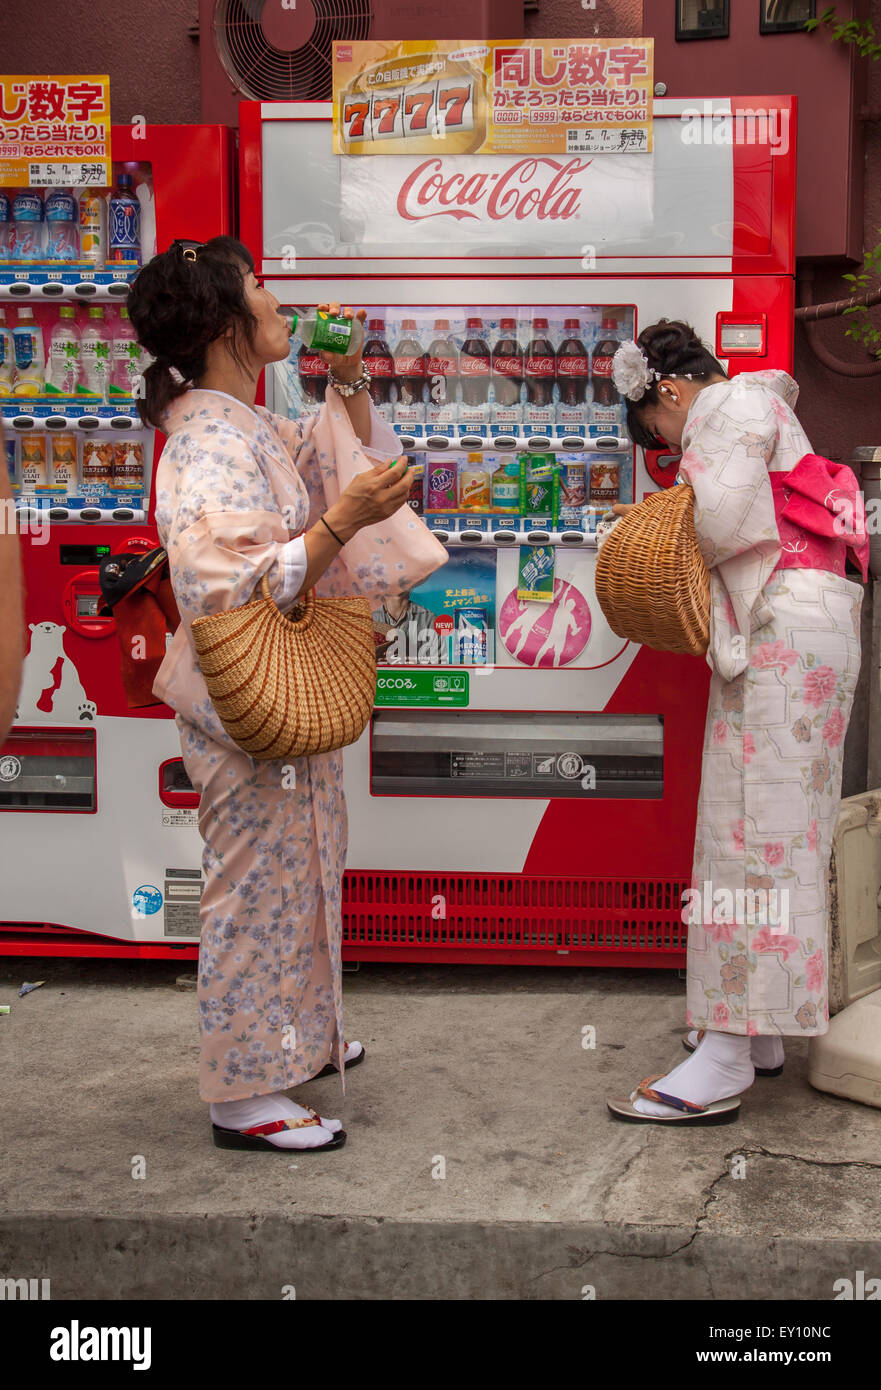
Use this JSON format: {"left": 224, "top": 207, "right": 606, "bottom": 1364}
{"left": 796, "top": 273, "right": 881, "bottom": 377}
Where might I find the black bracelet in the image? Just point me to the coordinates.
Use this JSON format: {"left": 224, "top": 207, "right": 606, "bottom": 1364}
{"left": 320, "top": 515, "right": 345, "bottom": 547}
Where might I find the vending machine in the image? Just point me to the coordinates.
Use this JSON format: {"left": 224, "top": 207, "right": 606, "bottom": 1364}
{"left": 0, "top": 122, "right": 233, "bottom": 959}
{"left": 239, "top": 90, "right": 797, "bottom": 968}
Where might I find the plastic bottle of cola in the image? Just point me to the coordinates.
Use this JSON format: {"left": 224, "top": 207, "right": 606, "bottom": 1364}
{"left": 363, "top": 318, "right": 394, "bottom": 406}
{"left": 524, "top": 317, "right": 556, "bottom": 406}
{"left": 557, "top": 318, "right": 590, "bottom": 406}
{"left": 460, "top": 317, "right": 491, "bottom": 406}
{"left": 289, "top": 308, "right": 365, "bottom": 356}
{"left": 592, "top": 317, "right": 621, "bottom": 406}
{"left": 492, "top": 318, "right": 523, "bottom": 407}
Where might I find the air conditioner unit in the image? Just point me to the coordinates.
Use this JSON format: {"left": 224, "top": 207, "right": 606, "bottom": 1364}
{"left": 199, "top": 0, "right": 527, "bottom": 125}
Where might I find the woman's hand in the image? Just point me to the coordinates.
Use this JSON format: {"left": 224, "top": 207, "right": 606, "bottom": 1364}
{"left": 317, "top": 302, "right": 366, "bottom": 384}
{"left": 324, "top": 458, "right": 413, "bottom": 542}
{"left": 610, "top": 502, "right": 638, "bottom": 518}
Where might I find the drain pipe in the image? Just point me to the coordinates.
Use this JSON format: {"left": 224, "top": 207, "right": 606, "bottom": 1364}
{"left": 796, "top": 267, "right": 881, "bottom": 377}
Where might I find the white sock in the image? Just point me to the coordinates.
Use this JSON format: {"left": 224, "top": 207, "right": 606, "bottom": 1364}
{"left": 210, "top": 1093, "right": 342, "bottom": 1149}
{"left": 344, "top": 1041, "right": 363, "bottom": 1063}
{"left": 687, "top": 1029, "right": 784, "bottom": 1071}
{"left": 633, "top": 1030, "right": 754, "bottom": 1117}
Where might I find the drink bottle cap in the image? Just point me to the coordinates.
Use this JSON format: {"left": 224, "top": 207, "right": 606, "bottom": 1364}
{"left": 368, "top": 319, "right": 385, "bottom": 330}
{"left": 401, "top": 318, "right": 418, "bottom": 330}
{"left": 120, "top": 305, "right": 129, "bottom": 319}
{"left": 467, "top": 454, "right": 483, "bottom": 464}
{"left": 601, "top": 317, "right": 618, "bottom": 329}
{"left": 533, "top": 317, "right": 549, "bottom": 332}
{"left": 499, "top": 318, "right": 516, "bottom": 332}
{"left": 564, "top": 318, "right": 580, "bottom": 330}
{"left": 60, "top": 305, "right": 75, "bottom": 319}
{"left": 433, "top": 318, "right": 451, "bottom": 330}
{"left": 89, "top": 306, "right": 104, "bottom": 318}
{"left": 466, "top": 317, "right": 483, "bottom": 331}
{"left": 117, "top": 173, "right": 133, "bottom": 188}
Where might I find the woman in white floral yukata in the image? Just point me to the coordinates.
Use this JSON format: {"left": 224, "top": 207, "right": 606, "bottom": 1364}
{"left": 604, "top": 321, "right": 868, "bottom": 1126}
{"left": 127, "top": 238, "right": 445, "bottom": 1151}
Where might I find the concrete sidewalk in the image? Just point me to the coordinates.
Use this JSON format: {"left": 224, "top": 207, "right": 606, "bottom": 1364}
{"left": 0, "top": 955, "right": 879, "bottom": 1300}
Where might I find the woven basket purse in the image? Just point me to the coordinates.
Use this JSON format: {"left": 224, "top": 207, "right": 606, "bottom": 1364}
{"left": 593, "top": 484, "right": 710, "bottom": 657}
{"left": 190, "top": 576, "right": 376, "bottom": 759}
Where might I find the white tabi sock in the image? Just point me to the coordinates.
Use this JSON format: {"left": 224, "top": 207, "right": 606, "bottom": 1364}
{"left": 686, "top": 1029, "right": 784, "bottom": 1071}
{"left": 210, "top": 1093, "right": 342, "bottom": 1148}
{"left": 633, "top": 1030, "right": 754, "bottom": 1117}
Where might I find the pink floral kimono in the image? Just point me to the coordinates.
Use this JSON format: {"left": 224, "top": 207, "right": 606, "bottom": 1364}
{"left": 153, "top": 387, "right": 446, "bottom": 1101}
{"left": 677, "top": 370, "right": 867, "bottom": 1038}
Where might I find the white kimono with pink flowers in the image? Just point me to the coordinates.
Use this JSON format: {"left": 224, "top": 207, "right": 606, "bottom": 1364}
{"left": 677, "top": 371, "right": 863, "bottom": 1037}
{"left": 153, "top": 387, "right": 446, "bottom": 1101}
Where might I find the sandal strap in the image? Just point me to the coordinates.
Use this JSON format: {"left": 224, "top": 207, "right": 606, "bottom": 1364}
{"left": 636, "top": 1075, "right": 708, "bottom": 1115}
{"left": 243, "top": 1107, "right": 321, "bottom": 1136}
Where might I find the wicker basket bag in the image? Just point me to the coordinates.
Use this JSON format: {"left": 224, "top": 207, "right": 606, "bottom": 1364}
{"left": 190, "top": 576, "right": 376, "bottom": 759}
{"left": 593, "top": 484, "right": 710, "bottom": 657}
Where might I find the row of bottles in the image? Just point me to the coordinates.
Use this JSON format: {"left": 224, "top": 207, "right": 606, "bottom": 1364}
{"left": 0, "top": 304, "right": 146, "bottom": 397}
{"left": 0, "top": 177, "right": 142, "bottom": 266}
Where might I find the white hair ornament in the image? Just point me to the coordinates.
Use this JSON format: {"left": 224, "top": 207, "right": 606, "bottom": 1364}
{"left": 611, "top": 339, "right": 695, "bottom": 402}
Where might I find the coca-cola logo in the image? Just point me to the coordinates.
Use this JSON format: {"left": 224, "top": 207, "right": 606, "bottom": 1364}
{"left": 427, "top": 357, "right": 457, "bottom": 374}
{"left": 298, "top": 355, "right": 328, "bottom": 375}
{"left": 592, "top": 356, "right": 614, "bottom": 377}
{"left": 525, "top": 357, "right": 555, "bottom": 376}
{"left": 492, "top": 356, "right": 522, "bottom": 375}
{"left": 460, "top": 357, "right": 490, "bottom": 376}
{"left": 365, "top": 355, "right": 394, "bottom": 376}
{"left": 394, "top": 356, "right": 425, "bottom": 375}
{"left": 397, "top": 156, "right": 591, "bottom": 223}
{"left": 557, "top": 357, "right": 590, "bottom": 374}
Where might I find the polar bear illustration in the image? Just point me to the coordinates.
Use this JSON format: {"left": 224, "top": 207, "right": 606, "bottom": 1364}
{"left": 16, "top": 621, "right": 97, "bottom": 723}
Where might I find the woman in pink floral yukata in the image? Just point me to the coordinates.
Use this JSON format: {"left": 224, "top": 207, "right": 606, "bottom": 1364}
{"left": 127, "top": 238, "right": 445, "bottom": 1152}
{"left": 604, "top": 321, "right": 867, "bottom": 1126}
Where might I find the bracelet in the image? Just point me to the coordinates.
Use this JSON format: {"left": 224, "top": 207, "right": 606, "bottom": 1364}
{"left": 327, "top": 364, "right": 372, "bottom": 396}
{"left": 320, "top": 515, "right": 346, "bottom": 547}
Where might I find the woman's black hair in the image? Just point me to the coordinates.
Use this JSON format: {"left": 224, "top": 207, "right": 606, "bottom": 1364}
{"left": 126, "top": 236, "right": 259, "bottom": 428}
{"left": 625, "top": 319, "right": 727, "bottom": 450}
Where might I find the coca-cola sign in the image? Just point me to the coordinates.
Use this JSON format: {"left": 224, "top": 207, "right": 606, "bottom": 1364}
{"left": 396, "top": 156, "right": 590, "bottom": 223}
{"left": 525, "top": 356, "right": 555, "bottom": 376}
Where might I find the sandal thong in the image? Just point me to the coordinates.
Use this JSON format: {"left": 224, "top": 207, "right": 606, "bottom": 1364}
{"left": 683, "top": 1029, "right": 783, "bottom": 1077}
{"left": 309, "top": 1043, "right": 366, "bottom": 1082}
{"left": 607, "top": 1074, "right": 742, "bottom": 1125}
{"left": 212, "top": 1105, "right": 347, "bottom": 1152}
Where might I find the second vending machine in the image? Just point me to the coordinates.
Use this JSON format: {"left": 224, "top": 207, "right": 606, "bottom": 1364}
{"left": 239, "top": 78, "right": 796, "bottom": 967}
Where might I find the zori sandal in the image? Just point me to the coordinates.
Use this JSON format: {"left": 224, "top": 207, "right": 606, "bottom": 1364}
{"left": 309, "top": 1041, "right": 366, "bottom": 1082}
{"left": 607, "top": 1075, "right": 742, "bottom": 1125}
{"left": 212, "top": 1106, "right": 347, "bottom": 1151}
{"left": 683, "top": 1029, "right": 783, "bottom": 1077}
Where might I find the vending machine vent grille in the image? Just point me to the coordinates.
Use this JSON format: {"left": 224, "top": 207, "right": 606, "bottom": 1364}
{"left": 341, "top": 873, "right": 688, "bottom": 966}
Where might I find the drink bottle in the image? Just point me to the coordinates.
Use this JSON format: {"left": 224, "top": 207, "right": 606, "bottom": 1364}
{"left": 460, "top": 317, "right": 491, "bottom": 407}
{"left": 12, "top": 306, "right": 45, "bottom": 395}
{"left": 297, "top": 342, "right": 327, "bottom": 405}
{"left": 110, "top": 306, "right": 147, "bottom": 395}
{"left": 592, "top": 317, "right": 621, "bottom": 406}
{"left": 80, "top": 305, "right": 111, "bottom": 397}
{"left": 362, "top": 318, "right": 394, "bottom": 408}
{"left": 426, "top": 318, "right": 459, "bottom": 413}
{"left": 491, "top": 458, "right": 520, "bottom": 513}
{"left": 459, "top": 454, "right": 492, "bottom": 511}
{"left": 0, "top": 191, "right": 12, "bottom": 261}
{"left": 45, "top": 188, "right": 80, "bottom": 261}
{"left": 108, "top": 173, "right": 141, "bottom": 266}
{"left": 524, "top": 318, "right": 556, "bottom": 406}
{"left": 491, "top": 318, "right": 523, "bottom": 407}
{"left": 46, "top": 305, "right": 83, "bottom": 395}
{"left": 0, "top": 308, "right": 15, "bottom": 393}
{"left": 79, "top": 189, "right": 106, "bottom": 267}
{"left": 289, "top": 308, "right": 364, "bottom": 356}
{"left": 393, "top": 318, "right": 426, "bottom": 406}
{"left": 12, "top": 190, "right": 44, "bottom": 261}
{"left": 557, "top": 318, "right": 590, "bottom": 406}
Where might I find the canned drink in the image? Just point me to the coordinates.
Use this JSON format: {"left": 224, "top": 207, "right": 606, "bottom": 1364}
{"left": 49, "top": 432, "right": 78, "bottom": 491}
{"left": 589, "top": 459, "right": 620, "bottom": 505}
{"left": 426, "top": 456, "right": 458, "bottom": 511}
{"left": 20, "top": 433, "right": 48, "bottom": 491}
{"left": 557, "top": 460, "right": 587, "bottom": 525}
{"left": 81, "top": 439, "right": 114, "bottom": 491}
{"left": 112, "top": 440, "right": 144, "bottom": 492}
{"left": 524, "top": 455, "right": 555, "bottom": 515}
{"left": 456, "top": 606, "right": 488, "bottom": 664}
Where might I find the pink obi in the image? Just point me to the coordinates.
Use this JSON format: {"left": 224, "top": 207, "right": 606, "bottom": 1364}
{"left": 769, "top": 455, "right": 868, "bottom": 581}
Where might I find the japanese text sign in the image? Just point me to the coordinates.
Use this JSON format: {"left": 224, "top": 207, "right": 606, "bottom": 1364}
{"left": 333, "top": 40, "right": 652, "bottom": 157}
{"left": 0, "top": 75, "right": 111, "bottom": 186}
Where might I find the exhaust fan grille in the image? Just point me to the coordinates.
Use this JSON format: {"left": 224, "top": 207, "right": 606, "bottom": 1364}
{"left": 214, "top": 0, "right": 372, "bottom": 102}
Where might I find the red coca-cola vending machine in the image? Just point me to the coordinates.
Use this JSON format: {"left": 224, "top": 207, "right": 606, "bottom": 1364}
{"left": 0, "top": 122, "right": 233, "bottom": 960}
{"left": 239, "top": 89, "right": 797, "bottom": 967}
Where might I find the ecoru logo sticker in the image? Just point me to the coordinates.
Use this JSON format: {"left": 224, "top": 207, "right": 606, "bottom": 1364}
{"left": 132, "top": 885, "right": 163, "bottom": 917}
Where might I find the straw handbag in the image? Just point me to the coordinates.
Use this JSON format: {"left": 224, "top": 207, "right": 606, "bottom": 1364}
{"left": 190, "top": 576, "right": 376, "bottom": 759}
{"left": 594, "top": 484, "right": 710, "bottom": 656}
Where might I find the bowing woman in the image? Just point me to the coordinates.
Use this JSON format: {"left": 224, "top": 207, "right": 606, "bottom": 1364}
{"left": 604, "top": 320, "right": 867, "bottom": 1125}
{"left": 127, "top": 237, "right": 444, "bottom": 1151}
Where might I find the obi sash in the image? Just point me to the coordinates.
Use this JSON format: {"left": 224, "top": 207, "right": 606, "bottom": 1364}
{"left": 770, "top": 454, "right": 868, "bottom": 582}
